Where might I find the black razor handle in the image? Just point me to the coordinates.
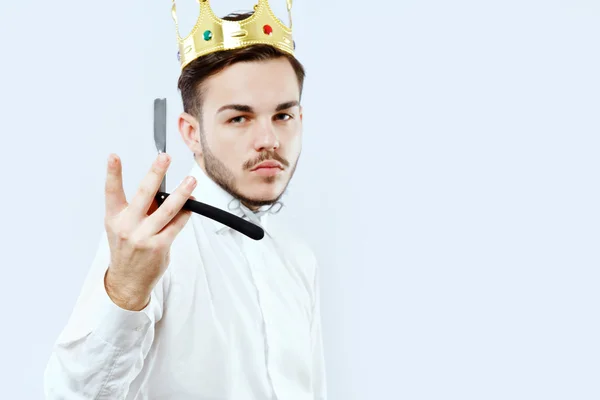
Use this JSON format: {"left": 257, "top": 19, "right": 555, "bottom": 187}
{"left": 155, "top": 192, "right": 265, "bottom": 241}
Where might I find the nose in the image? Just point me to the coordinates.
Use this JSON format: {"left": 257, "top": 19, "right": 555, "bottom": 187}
{"left": 253, "top": 120, "right": 280, "bottom": 152}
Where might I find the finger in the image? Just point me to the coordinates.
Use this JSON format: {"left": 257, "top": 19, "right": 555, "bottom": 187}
{"left": 145, "top": 188, "right": 191, "bottom": 217}
{"left": 140, "top": 175, "right": 197, "bottom": 235}
{"left": 128, "top": 153, "right": 171, "bottom": 217}
{"left": 156, "top": 207, "right": 193, "bottom": 243}
{"left": 105, "top": 154, "right": 127, "bottom": 217}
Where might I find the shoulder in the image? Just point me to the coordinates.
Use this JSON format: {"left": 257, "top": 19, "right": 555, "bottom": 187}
{"left": 166, "top": 214, "right": 205, "bottom": 275}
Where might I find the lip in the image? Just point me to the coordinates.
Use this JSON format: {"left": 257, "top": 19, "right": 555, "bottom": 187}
{"left": 251, "top": 161, "right": 283, "bottom": 171}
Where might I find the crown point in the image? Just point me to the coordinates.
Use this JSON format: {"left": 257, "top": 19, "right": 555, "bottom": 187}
{"left": 203, "top": 30, "right": 213, "bottom": 41}
{"left": 263, "top": 24, "right": 273, "bottom": 35}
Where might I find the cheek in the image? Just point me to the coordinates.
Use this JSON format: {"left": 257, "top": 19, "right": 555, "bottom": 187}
{"left": 284, "top": 129, "right": 303, "bottom": 153}
{"left": 210, "top": 136, "right": 247, "bottom": 166}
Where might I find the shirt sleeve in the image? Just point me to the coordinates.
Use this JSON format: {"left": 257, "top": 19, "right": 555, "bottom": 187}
{"left": 43, "top": 232, "right": 168, "bottom": 399}
{"left": 311, "top": 258, "right": 328, "bottom": 400}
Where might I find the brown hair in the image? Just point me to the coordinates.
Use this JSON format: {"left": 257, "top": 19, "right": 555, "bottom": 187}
{"left": 177, "top": 11, "right": 306, "bottom": 119}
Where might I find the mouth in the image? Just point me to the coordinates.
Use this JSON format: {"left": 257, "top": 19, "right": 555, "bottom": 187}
{"left": 251, "top": 161, "right": 283, "bottom": 171}
{"left": 250, "top": 160, "right": 284, "bottom": 176}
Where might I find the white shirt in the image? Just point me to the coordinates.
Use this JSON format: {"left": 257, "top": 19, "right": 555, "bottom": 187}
{"left": 44, "top": 162, "right": 327, "bottom": 400}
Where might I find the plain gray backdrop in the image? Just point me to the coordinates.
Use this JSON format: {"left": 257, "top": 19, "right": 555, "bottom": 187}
{"left": 1, "top": 0, "right": 599, "bottom": 398}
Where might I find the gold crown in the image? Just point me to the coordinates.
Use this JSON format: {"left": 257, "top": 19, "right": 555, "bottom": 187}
{"left": 172, "top": 0, "right": 295, "bottom": 70}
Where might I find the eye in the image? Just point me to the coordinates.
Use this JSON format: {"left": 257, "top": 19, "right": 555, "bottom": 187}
{"left": 275, "top": 113, "right": 293, "bottom": 121}
{"left": 228, "top": 116, "right": 248, "bottom": 124}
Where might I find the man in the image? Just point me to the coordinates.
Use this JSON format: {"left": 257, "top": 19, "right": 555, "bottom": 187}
{"left": 44, "top": 2, "right": 326, "bottom": 399}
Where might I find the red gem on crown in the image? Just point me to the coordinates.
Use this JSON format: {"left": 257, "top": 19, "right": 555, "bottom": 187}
{"left": 263, "top": 24, "right": 273, "bottom": 35}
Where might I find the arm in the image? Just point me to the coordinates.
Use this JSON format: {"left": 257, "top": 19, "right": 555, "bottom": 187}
{"left": 43, "top": 153, "right": 192, "bottom": 399}
{"left": 43, "top": 233, "right": 167, "bottom": 399}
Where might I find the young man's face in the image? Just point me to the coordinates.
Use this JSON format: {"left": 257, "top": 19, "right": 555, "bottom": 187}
{"left": 179, "top": 57, "right": 303, "bottom": 209}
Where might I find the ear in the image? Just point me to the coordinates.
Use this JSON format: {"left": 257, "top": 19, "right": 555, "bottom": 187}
{"left": 299, "top": 105, "right": 303, "bottom": 122}
{"left": 178, "top": 112, "right": 203, "bottom": 156}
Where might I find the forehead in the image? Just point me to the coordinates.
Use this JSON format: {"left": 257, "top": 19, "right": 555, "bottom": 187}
{"left": 202, "top": 58, "right": 300, "bottom": 111}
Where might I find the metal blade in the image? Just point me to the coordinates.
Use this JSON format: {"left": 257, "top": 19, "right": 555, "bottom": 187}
{"left": 153, "top": 98, "right": 167, "bottom": 192}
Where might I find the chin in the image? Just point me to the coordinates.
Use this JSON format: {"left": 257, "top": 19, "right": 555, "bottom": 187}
{"left": 239, "top": 179, "right": 286, "bottom": 204}
{"left": 249, "top": 185, "right": 284, "bottom": 202}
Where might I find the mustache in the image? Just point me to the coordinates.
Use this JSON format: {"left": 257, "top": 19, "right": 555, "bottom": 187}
{"left": 244, "top": 151, "right": 290, "bottom": 170}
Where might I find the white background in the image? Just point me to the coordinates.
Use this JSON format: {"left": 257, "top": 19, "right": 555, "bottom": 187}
{"left": 1, "top": 0, "right": 599, "bottom": 398}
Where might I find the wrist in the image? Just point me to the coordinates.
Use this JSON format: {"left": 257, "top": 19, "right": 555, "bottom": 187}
{"left": 104, "top": 267, "right": 151, "bottom": 312}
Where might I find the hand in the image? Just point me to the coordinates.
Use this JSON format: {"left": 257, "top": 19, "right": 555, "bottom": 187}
{"left": 103, "top": 153, "right": 197, "bottom": 311}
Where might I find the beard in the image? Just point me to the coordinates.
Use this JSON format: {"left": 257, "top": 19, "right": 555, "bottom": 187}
{"left": 197, "top": 131, "right": 299, "bottom": 209}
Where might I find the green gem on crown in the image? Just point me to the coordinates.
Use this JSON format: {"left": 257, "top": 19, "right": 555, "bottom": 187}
{"left": 203, "top": 30, "right": 213, "bottom": 41}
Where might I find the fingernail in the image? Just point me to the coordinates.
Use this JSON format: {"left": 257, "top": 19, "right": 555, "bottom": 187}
{"left": 185, "top": 176, "right": 196, "bottom": 187}
{"left": 108, "top": 154, "right": 117, "bottom": 166}
{"left": 158, "top": 153, "right": 170, "bottom": 164}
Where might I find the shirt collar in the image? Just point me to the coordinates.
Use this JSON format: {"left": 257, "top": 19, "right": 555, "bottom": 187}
{"left": 188, "top": 161, "right": 283, "bottom": 237}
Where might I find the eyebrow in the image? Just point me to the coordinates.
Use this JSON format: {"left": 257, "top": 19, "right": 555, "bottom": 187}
{"left": 275, "top": 100, "right": 300, "bottom": 112}
{"left": 216, "top": 100, "right": 299, "bottom": 115}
